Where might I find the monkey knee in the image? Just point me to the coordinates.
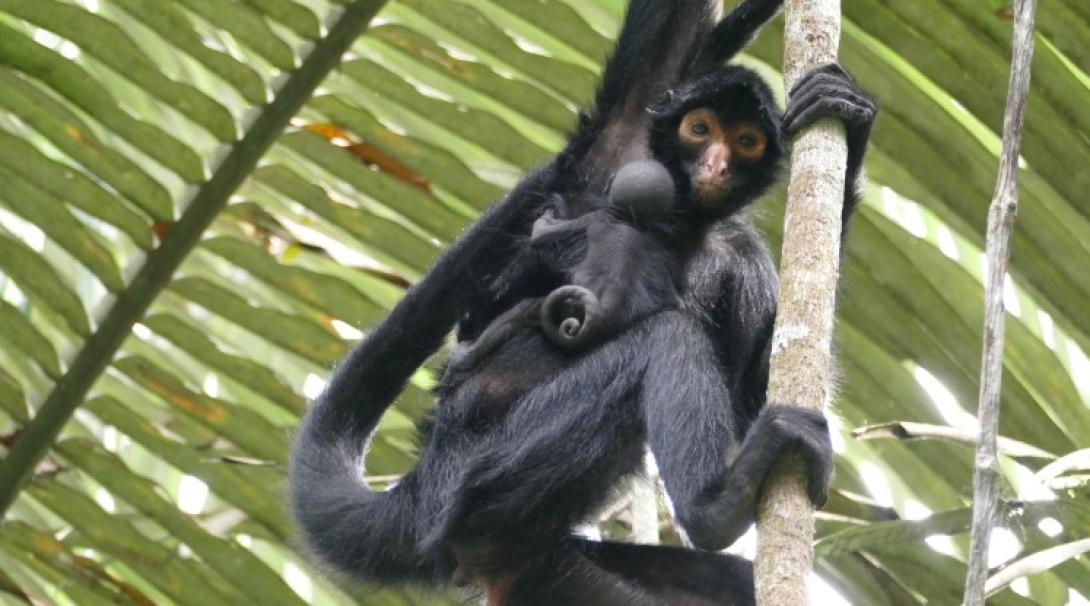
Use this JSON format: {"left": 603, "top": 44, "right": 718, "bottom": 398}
{"left": 675, "top": 507, "right": 730, "bottom": 552}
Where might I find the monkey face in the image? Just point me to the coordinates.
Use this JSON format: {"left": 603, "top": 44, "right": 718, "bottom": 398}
{"left": 650, "top": 66, "right": 785, "bottom": 218}
{"left": 677, "top": 108, "right": 769, "bottom": 212}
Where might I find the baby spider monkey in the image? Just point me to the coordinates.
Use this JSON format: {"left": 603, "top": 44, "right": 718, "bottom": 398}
{"left": 446, "top": 159, "right": 680, "bottom": 376}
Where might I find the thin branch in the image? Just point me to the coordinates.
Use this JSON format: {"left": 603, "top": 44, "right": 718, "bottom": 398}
{"left": 816, "top": 501, "right": 1065, "bottom": 558}
{"left": 1034, "top": 448, "right": 1090, "bottom": 484}
{"left": 754, "top": 0, "right": 847, "bottom": 603}
{"left": 625, "top": 472, "right": 661, "bottom": 544}
{"left": 963, "top": 0, "right": 1039, "bottom": 604}
{"left": 0, "top": 1, "right": 389, "bottom": 517}
{"left": 852, "top": 421, "right": 1055, "bottom": 460}
{"left": 984, "top": 539, "right": 1090, "bottom": 598}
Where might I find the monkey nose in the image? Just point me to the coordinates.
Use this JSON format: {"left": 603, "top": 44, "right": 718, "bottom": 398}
{"left": 704, "top": 144, "right": 730, "bottom": 177}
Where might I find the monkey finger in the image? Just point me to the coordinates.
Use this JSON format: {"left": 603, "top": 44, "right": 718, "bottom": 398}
{"left": 785, "top": 82, "right": 873, "bottom": 131}
{"left": 788, "top": 74, "right": 871, "bottom": 111}
{"left": 788, "top": 62, "right": 855, "bottom": 98}
{"left": 763, "top": 406, "right": 833, "bottom": 507}
{"left": 787, "top": 65, "right": 875, "bottom": 127}
{"left": 785, "top": 88, "right": 866, "bottom": 128}
{"left": 802, "top": 432, "right": 833, "bottom": 508}
{"left": 785, "top": 97, "right": 871, "bottom": 138}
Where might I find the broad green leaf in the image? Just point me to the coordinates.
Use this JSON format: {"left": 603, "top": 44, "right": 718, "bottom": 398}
{"left": 309, "top": 93, "right": 508, "bottom": 205}
{"left": 236, "top": 0, "right": 321, "bottom": 40}
{"left": 281, "top": 128, "right": 467, "bottom": 240}
{"left": 0, "top": 229, "right": 89, "bottom": 336}
{"left": 112, "top": 355, "right": 290, "bottom": 464}
{"left": 169, "top": 277, "right": 347, "bottom": 366}
{"left": 498, "top": 1, "right": 612, "bottom": 61}
{"left": 201, "top": 235, "right": 385, "bottom": 326}
{"left": 0, "top": 300, "right": 60, "bottom": 379}
{"left": 1, "top": 522, "right": 139, "bottom": 606}
{"left": 173, "top": 0, "right": 297, "bottom": 71}
{"left": 0, "top": 21, "right": 204, "bottom": 182}
{"left": 0, "top": 366, "right": 27, "bottom": 422}
{"left": 0, "top": 167, "right": 124, "bottom": 292}
{"left": 398, "top": 0, "right": 598, "bottom": 104}
{"left": 874, "top": 546, "right": 1037, "bottom": 606}
{"left": 109, "top": 0, "right": 268, "bottom": 105}
{"left": 368, "top": 24, "right": 576, "bottom": 133}
{"left": 0, "top": 70, "right": 173, "bottom": 224}
{"left": 85, "top": 396, "right": 291, "bottom": 540}
{"left": 0, "top": 0, "right": 237, "bottom": 141}
{"left": 339, "top": 59, "right": 553, "bottom": 169}
{"left": 27, "top": 481, "right": 241, "bottom": 606}
{"left": 253, "top": 163, "right": 441, "bottom": 272}
{"left": 140, "top": 314, "right": 304, "bottom": 415}
{"left": 56, "top": 439, "right": 306, "bottom": 606}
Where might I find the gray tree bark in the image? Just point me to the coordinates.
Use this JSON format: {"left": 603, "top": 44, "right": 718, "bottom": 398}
{"left": 753, "top": 0, "right": 846, "bottom": 603}
{"left": 963, "top": 0, "right": 1039, "bottom": 604}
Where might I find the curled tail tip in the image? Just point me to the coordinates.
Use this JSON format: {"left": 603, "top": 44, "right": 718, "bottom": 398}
{"left": 542, "top": 285, "right": 598, "bottom": 348}
{"left": 559, "top": 317, "right": 584, "bottom": 339}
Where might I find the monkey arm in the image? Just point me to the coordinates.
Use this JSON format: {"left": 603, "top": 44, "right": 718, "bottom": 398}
{"left": 640, "top": 311, "right": 749, "bottom": 550}
{"left": 446, "top": 298, "right": 543, "bottom": 375}
{"left": 697, "top": 0, "right": 783, "bottom": 68}
{"left": 657, "top": 404, "right": 833, "bottom": 551}
{"left": 645, "top": 317, "right": 833, "bottom": 551}
{"left": 530, "top": 208, "right": 602, "bottom": 241}
{"left": 649, "top": 243, "right": 832, "bottom": 551}
{"left": 312, "top": 164, "right": 555, "bottom": 418}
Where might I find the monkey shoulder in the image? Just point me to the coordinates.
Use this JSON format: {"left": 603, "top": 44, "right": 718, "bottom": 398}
{"left": 680, "top": 217, "right": 777, "bottom": 323}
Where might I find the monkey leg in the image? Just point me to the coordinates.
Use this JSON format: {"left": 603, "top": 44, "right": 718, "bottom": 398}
{"left": 427, "top": 312, "right": 762, "bottom": 605}
{"left": 497, "top": 538, "right": 755, "bottom": 606}
{"left": 419, "top": 319, "right": 654, "bottom": 554}
{"left": 447, "top": 298, "right": 543, "bottom": 375}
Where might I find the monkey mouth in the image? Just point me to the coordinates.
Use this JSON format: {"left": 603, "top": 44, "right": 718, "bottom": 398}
{"left": 693, "top": 178, "right": 729, "bottom": 210}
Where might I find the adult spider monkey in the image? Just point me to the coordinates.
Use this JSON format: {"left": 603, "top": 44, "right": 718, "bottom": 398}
{"left": 290, "top": 1, "right": 876, "bottom": 605}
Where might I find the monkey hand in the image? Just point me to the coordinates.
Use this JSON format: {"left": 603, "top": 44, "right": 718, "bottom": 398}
{"left": 783, "top": 62, "right": 877, "bottom": 189}
{"left": 750, "top": 405, "right": 833, "bottom": 508}
{"left": 784, "top": 63, "right": 876, "bottom": 142}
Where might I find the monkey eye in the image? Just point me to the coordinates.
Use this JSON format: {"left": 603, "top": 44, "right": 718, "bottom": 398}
{"left": 690, "top": 122, "right": 710, "bottom": 136}
{"left": 737, "top": 134, "right": 758, "bottom": 148}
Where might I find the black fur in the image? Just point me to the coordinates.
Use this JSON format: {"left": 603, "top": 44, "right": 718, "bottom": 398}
{"left": 290, "top": 0, "right": 876, "bottom": 603}
{"left": 445, "top": 159, "right": 680, "bottom": 372}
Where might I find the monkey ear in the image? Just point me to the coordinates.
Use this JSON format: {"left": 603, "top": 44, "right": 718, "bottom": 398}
{"left": 647, "top": 89, "right": 676, "bottom": 118}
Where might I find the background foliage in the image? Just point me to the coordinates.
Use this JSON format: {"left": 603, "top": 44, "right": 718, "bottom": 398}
{"left": 0, "top": 0, "right": 1088, "bottom": 604}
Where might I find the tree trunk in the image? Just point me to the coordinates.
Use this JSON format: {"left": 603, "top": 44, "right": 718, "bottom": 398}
{"left": 753, "top": 0, "right": 846, "bottom": 603}
{"left": 963, "top": 1, "right": 1038, "bottom": 604}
